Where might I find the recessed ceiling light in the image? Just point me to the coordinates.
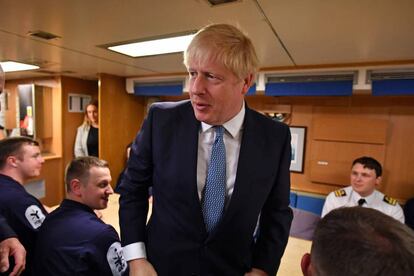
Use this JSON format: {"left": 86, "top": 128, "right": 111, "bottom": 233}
{"left": 106, "top": 33, "right": 195, "bottom": 58}
{"left": 0, "top": 61, "right": 40, "bottom": 72}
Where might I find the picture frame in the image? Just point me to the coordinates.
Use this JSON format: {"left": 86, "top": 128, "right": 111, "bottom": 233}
{"left": 289, "top": 126, "right": 306, "bottom": 173}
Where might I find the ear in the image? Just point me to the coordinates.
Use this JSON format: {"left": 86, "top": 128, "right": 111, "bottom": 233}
{"left": 301, "top": 253, "right": 313, "bottom": 276}
{"left": 6, "top": 156, "right": 19, "bottom": 168}
{"left": 375, "top": 176, "right": 382, "bottom": 186}
{"left": 241, "top": 73, "right": 254, "bottom": 95}
{"left": 70, "top": 179, "right": 83, "bottom": 197}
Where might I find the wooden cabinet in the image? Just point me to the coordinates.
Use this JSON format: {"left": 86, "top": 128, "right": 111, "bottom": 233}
{"left": 310, "top": 114, "right": 388, "bottom": 186}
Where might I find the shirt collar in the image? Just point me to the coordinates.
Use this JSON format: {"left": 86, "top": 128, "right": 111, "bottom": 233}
{"left": 200, "top": 102, "right": 245, "bottom": 138}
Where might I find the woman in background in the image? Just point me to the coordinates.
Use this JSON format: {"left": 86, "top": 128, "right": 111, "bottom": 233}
{"left": 74, "top": 100, "right": 99, "bottom": 157}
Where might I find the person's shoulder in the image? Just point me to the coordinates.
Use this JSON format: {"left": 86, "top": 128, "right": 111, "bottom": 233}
{"left": 90, "top": 222, "right": 119, "bottom": 245}
{"left": 247, "top": 107, "right": 290, "bottom": 133}
{"left": 382, "top": 194, "right": 400, "bottom": 207}
{"left": 327, "top": 186, "right": 350, "bottom": 200}
{"left": 150, "top": 100, "right": 190, "bottom": 111}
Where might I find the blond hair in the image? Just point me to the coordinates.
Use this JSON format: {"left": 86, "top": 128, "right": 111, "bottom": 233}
{"left": 184, "top": 24, "right": 259, "bottom": 80}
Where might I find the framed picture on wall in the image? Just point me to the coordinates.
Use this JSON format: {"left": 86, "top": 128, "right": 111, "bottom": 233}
{"left": 289, "top": 126, "right": 306, "bottom": 173}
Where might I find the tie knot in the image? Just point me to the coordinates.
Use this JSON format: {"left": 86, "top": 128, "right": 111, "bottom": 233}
{"left": 214, "top": 126, "right": 224, "bottom": 137}
{"left": 358, "top": 198, "right": 366, "bottom": 206}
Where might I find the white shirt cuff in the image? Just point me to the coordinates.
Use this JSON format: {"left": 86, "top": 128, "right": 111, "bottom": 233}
{"left": 123, "top": 242, "right": 147, "bottom": 261}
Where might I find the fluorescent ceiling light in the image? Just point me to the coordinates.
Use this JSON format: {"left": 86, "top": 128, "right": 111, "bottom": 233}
{"left": 0, "top": 61, "right": 39, "bottom": 72}
{"left": 108, "top": 34, "right": 195, "bottom": 57}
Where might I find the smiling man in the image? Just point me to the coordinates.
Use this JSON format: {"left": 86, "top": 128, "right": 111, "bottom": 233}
{"left": 321, "top": 156, "right": 404, "bottom": 223}
{"left": 118, "top": 24, "right": 292, "bottom": 276}
{"left": 0, "top": 137, "right": 47, "bottom": 275}
{"left": 34, "top": 157, "right": 128, "bottom": 275}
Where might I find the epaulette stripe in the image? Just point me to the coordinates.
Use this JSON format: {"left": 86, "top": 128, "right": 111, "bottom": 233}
{"left": 334, "top": 189, "right": 346, "bottom": 197}
{"left": 383, "top": 196, "right": 397, "bottom": 206}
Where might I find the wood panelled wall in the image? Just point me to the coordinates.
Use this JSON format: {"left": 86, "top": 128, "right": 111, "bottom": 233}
{"left": 4, "top": 77, "right": 63, "bottom": 205}
{"left": 246, "top": 95, "right": 414, "bottom": 203}
{"left": 99, "top": 74, "right": 145, "bottom": 188}
{"left": 61, "top": 76, "right": 98, "bottom": 188}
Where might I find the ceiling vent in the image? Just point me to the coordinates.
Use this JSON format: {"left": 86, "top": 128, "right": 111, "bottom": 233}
{"left": 28, "top": 30, "right": 61, "bottom": 40}
{"left": 368, "top": 69, "right": 414, "bottom": 83}
{"left": 205, "top": 0, "right": 240, "bottom": 6}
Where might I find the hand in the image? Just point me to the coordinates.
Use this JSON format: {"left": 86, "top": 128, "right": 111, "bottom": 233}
{"left": 0, "top": 237, "right": 26, "bottom": 276}
{"left": 129, "top": 258, "right": 157, "bottom": 276}
{"left": 245, "top": 267, "right": 268, "bottom": 276}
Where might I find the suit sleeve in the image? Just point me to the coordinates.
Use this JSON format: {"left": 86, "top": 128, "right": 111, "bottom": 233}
{"left": 0, "top": 214, "right": 16, "bottom": 241}
{"left": 118, "top": 106, "right": 154, "bottom": 247}
{"left": 74, "top": 126, "right": 86, "bottom": 157}
{"left": 252, "top": 125, "right": 293, "bottom": 275}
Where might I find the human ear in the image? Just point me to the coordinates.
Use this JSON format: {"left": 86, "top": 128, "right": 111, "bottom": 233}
{"left": 70, "top": 179, "right": 82, "bottom": 196}
{"left": 301, "top": 253, "right": 313, "bottom": 276}
{"left": 241, "top": 73, "right": 254, "bottom": 95}
{"left": 7, "top": 156, "right": 18, "bottom": 168}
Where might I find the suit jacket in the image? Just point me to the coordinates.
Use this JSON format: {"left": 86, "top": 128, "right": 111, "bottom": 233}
{"left": 119, "top": 100, "right": 292, "bottom": 276}
{"left": 74, "top": 124, "right": 90, "bottom": 157}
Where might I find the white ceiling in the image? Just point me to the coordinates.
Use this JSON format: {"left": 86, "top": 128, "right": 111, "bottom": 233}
{"left": 1, "top": 0, "right": 414, "bottom": 80}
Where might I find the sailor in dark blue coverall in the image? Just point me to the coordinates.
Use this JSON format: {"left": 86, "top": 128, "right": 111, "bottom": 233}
{"left": 0, "top": 137, "right": 47, "bottom": 276}
{"left": 34, "top": 156, "right": 128, "bottom": 275}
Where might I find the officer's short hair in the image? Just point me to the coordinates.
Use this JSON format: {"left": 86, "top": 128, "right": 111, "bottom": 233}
{"left": 352, "top": 156, "right": 382, "bottom": 177}
{"left": 0, "top": 137, "right": 39, "bottom": 169}
{"left": 65, "top": 156, "right": 109, "bottom": 192}
{"left": 311, "top": 207, "right": 414, "bottom": 276}
{"left": 183, "top": 23, "right": 259, "bottom": 80}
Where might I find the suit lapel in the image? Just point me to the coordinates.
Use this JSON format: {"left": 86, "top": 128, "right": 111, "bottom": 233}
{"left": 176, "top": 103, "right": 206, "bottom": 229}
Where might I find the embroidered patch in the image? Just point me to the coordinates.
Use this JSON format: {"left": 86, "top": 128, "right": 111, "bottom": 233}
{"left": 334, "top": 189, "right": 347, "bottom": 197}
{"left": 107, "top": 242, "right": 127, "bottom": 275}
{"left": 24, "top": 205, "right": 46, "bottom": 229}
{"left": 383, "top": 196, "right": 397, "bottom": 206}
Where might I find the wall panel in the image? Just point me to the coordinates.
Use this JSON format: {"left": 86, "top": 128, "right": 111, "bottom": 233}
{"left": 99, "top": 74, "right": 145, "bottom": 187}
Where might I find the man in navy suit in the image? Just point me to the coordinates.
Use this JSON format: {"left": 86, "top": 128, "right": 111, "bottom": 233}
{"left": 118, "top": 23, "right": 293, "bottom": 276}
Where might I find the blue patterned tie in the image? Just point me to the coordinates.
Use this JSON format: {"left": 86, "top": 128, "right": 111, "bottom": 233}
{"left": 202, "top": 126, "right": 226, "bottom": 233}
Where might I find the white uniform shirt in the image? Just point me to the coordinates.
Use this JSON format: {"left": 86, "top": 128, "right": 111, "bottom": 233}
{"left": 321, "top": 186, "right": 405, "bottom": 223}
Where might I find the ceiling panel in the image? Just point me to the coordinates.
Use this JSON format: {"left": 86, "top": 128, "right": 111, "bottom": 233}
{"left": 259, "top": 0, "right": 414, "bottom": 65}
{"left": 1, "top": 0, "right": 413, "bottom": 80}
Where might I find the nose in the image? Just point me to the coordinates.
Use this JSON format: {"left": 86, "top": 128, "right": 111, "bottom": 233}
{"left": 190, "top": 75, "right": 206, "bottom": 95}
{"left": 107, "top": 185, "right": 114, "bottom": 194}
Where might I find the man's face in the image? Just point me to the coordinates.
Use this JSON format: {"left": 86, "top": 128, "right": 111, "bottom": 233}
{"left": 187, "top": 58, "right": 252, "bottom": 125}
{"left": 80, "top": 167, "right": 113, "bottom": 210}
{"left": 17, "top": 144, "right": 44, "bottom": 180}
{"left": 350, "top": 163, "right": 380, "bottom": 197}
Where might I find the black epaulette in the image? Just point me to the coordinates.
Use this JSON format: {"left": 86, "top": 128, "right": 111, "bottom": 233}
{"left": 383, "top": 195, "right": 397, "bottom": 206}
{"left": 334, "top": 189, "right": 347, "bottom": 197}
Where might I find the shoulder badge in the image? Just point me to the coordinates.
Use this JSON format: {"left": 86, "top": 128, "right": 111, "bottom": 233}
{"left": 107, "top": 242, "right": 127, "bottom": 275}
{"left": 383, "top": 196, "right": 397, "bottom": 206}
{"left": 334, "top": 189, "right": 347, "bottom": 197}
{"left": 25, "top": 205, "right": 46, "bottom": 229}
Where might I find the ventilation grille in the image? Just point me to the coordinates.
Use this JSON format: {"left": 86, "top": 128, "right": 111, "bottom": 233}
{"left": 205, "top": 0, "right": 240, "bottom": 6}
{"left": 267, "top": 73, "right": 355, "bottom": 84}
{"left": 28, "top": 30, "right": 60, "bottom": 40}
{"left": 368, "top": 70, "right": 414, "bottom": 82}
